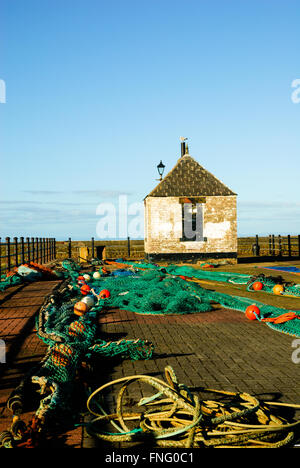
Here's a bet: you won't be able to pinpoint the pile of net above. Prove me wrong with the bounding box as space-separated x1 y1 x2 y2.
86 365 300 448
65 261 300 338
110 260 252 284
0 262 60 291
87 269 212 315
246 273 300 297
112 260 300 297
0 273 154 448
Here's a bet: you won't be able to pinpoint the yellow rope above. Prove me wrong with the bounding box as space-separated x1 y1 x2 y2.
86 366 300 448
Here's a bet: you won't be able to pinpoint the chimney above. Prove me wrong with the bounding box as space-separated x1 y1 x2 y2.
180 137 188 157
181 141 186 157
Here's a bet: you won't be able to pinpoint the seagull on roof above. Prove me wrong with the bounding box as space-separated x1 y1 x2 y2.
180 136 188 141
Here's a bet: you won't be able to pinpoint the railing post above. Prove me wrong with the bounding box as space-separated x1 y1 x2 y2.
127 236 131 257
269 235 272 256
31 237 35 262
6 237 11 273
46 238 49 263
288 235 291 257
39 238 42 263
20 237 25 264
255 235 260 256
35 238 39 262
54 238 56 260
42 238 46 263
91 237 95 258
26 237 30 263
68 238 72 258
13 237 18 267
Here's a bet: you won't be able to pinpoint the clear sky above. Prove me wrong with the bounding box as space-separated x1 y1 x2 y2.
1 0 299 240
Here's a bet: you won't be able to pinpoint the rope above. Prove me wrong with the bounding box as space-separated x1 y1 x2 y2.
86 366 300 448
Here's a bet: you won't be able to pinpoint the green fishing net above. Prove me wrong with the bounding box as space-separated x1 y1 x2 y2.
0 274 23 291
81 269 212 315
77 261 300 338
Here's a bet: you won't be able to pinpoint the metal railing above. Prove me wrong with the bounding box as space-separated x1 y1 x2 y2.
0 237 56 276
238 234 300 258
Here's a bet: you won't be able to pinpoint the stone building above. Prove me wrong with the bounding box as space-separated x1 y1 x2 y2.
144 141 237 263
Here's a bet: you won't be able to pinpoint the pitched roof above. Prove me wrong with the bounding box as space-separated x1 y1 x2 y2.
145 154 236 198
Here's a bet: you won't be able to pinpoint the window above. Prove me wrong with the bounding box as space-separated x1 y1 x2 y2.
179 197 207 242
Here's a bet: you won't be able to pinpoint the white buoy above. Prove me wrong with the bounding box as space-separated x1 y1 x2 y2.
93 271 101 280
82 295 95 309
83 274 91 282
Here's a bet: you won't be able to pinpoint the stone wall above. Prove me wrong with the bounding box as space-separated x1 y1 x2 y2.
144 195 237 263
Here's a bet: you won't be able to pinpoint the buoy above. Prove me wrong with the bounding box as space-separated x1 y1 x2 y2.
99 289 110 299
83 274 91 282
82 295 95 309
77 275 85 286
252 281 263 291
74 301 89 316
245 305 260 320
101 267 108 276
81 284 91 296
93 271 101 280
273 284 284 295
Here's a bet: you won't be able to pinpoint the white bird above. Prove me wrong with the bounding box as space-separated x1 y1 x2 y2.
180 136 187 141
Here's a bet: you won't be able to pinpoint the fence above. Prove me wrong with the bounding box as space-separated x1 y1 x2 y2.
1 234 299 275
238 234 300 259
0 237 56 276
63 235 300 262
56 237 144 262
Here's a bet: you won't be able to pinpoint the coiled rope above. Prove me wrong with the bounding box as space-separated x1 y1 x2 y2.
86 366 300 448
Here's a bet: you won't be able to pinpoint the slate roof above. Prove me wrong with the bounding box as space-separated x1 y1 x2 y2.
145 154 236 198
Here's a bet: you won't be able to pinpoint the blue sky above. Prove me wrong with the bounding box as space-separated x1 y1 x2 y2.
1 0 299 240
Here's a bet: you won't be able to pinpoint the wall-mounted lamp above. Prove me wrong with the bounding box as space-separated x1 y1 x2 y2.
156 160 165 181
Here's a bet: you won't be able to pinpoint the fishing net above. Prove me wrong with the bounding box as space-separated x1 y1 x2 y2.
0 274 23 291
0 262 61 291
78 261 300 338
111 260 251 284
88 270 212 315
37 290 154 367
246 274 300 297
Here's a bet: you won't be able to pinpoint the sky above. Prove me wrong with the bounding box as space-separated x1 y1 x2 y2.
0 0 299 240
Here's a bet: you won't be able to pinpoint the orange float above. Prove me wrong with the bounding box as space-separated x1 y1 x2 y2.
77 275 85 286
80 284 91 295
74 301 89 316
252 281 263 291
273 284 284 295
245 305 260 320
99 289 110 299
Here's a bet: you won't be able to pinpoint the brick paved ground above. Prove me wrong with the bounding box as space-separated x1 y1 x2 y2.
98 307 300 399
1 267 300 449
